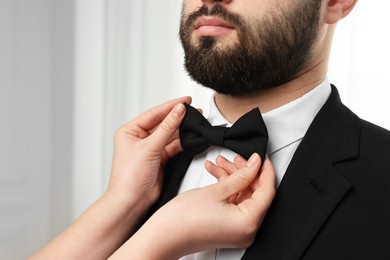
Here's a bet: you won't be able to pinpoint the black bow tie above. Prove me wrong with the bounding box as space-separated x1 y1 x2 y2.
179 103 268 161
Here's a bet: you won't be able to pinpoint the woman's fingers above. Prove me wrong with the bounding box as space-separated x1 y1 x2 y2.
125 96 191 136
214 153 261 199
233 155 247 168
246 156 276 216
205 160 228 180
216 156 238 175
147 103 187 150
258 156 276 189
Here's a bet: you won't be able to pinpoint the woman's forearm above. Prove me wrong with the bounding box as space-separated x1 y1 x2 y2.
29 192 150 260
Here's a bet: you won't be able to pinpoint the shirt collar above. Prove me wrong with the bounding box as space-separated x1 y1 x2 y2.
207 77 332 155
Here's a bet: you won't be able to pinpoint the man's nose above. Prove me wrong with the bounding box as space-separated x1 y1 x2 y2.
201 0 233 6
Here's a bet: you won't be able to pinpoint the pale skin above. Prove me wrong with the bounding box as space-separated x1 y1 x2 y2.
183 0 358 122
29 96 192 260
110 154 275 260
29 97 276 260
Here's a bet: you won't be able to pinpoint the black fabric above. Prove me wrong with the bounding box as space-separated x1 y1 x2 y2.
180 103 268 161
145 153 193 221
146 86 390 259
242 86 390 259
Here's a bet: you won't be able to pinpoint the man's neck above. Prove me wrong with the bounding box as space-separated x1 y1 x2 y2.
214 71 327 123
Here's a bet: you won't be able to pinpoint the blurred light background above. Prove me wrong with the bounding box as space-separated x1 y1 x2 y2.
1 0 389 259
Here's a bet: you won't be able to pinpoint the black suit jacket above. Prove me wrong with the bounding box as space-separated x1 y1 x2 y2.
148 86 390 259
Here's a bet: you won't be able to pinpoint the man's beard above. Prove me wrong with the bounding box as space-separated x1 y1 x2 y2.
179 1 322 96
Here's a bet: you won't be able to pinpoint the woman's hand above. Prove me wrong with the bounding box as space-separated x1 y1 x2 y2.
112 153 276 260
205 154 269 205
183 154 276 250
106 96 191 209
29 97 191 260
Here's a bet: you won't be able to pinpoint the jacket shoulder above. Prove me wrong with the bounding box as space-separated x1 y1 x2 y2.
360 119 390 151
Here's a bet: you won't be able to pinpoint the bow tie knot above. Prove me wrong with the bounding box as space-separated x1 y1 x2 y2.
203 125 227 147
179 103 268 161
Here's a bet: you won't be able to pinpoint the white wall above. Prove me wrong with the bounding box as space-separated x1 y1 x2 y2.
329 0 390 129
72 0 106 221
0 0 74 258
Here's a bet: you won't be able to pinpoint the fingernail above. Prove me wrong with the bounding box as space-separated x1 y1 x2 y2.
173 103 185 119
246 153 259 167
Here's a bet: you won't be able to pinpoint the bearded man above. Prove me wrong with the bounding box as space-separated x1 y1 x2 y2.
146 0 390 259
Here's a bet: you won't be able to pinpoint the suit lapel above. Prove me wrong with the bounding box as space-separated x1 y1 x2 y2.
243 86 361 259
149 153 193 213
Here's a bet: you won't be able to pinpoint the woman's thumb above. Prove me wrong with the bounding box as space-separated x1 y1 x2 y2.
216 153 261 198
149 103 186 149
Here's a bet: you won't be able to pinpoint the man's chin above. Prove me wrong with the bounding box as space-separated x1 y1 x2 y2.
191 34 239 50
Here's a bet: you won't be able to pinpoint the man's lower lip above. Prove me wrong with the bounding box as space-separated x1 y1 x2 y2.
195 25 234 36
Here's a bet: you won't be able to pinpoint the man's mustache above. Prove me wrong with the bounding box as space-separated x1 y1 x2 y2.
184 4 244 30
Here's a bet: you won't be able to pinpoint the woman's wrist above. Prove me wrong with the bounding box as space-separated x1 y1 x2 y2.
109 204 193 260
102 189 153 230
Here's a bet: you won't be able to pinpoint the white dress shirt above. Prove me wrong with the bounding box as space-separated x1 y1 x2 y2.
178 78 332 260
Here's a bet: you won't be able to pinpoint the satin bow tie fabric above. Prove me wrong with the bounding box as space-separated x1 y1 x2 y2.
179 103 268 161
